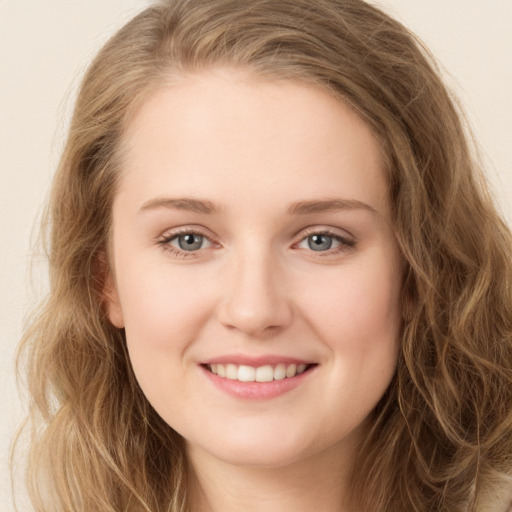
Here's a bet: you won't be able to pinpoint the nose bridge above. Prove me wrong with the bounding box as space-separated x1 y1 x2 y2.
217 239 292 336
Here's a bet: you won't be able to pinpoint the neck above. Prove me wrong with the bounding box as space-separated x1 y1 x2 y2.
186 439 360 512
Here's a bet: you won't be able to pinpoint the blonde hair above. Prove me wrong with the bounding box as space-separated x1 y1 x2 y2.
16 0 512 510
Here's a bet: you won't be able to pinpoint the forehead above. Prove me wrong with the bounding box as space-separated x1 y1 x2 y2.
118 68 390 217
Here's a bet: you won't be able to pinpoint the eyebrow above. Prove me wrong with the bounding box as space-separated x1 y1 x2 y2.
138 196 378 216
139 197 219 214
287 199 378 216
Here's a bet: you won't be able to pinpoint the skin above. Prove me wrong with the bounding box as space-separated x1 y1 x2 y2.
105 68 403 511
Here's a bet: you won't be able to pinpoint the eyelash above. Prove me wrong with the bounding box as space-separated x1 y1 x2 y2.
157 227 356 258
296 227 356 257
157 227 213 259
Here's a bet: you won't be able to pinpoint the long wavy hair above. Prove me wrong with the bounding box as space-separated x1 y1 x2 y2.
15 0 512 510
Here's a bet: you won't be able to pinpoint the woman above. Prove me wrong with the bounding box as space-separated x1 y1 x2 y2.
17 0 512 510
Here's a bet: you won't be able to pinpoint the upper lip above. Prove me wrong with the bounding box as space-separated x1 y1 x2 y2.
201 354 315 366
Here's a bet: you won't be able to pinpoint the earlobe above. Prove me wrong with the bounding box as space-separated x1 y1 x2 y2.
104 271 125 328
97 252 125 328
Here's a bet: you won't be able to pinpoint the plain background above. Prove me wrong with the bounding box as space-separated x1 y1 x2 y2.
1 1 511 508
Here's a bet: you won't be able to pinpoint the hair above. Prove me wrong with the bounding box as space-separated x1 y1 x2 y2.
15 0 512 511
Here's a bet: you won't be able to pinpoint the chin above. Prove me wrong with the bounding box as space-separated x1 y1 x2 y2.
211 447 307 469
186 425 328 470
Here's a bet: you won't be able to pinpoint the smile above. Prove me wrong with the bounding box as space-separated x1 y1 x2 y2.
207 363 311 382
201 357 317 399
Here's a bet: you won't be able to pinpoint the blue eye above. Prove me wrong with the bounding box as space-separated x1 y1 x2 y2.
307 234 335 251
296 231 354 254
172 233 209 251
158 228 215 257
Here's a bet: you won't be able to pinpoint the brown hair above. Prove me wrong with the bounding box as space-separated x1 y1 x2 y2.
16 0 512 510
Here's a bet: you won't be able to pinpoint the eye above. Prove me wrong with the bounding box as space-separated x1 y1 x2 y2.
157 229 215 256
170 233 211 252
295 230 355 254
304 233 337 251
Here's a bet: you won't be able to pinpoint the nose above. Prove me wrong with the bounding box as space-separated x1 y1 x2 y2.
216 247 293 338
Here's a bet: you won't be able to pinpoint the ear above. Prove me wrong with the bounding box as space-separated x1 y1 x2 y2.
104 271 125 328
97 252 125 328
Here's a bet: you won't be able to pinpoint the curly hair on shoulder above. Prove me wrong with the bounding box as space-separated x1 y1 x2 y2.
15 1 512 511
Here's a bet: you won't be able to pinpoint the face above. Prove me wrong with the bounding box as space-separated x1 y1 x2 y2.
106 68 403 470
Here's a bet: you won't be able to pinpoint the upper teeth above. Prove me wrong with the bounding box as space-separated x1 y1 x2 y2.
209 363 308 382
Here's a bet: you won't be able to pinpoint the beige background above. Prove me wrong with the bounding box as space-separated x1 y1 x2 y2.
1 1 511 508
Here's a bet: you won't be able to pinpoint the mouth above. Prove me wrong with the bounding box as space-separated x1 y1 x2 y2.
202 362 317 383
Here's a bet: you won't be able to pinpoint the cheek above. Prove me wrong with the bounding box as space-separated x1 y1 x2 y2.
303 258 401 338
118 261 213 346
115 261 220 405
298 251 402 387
117 263 220 415
299 256 401 427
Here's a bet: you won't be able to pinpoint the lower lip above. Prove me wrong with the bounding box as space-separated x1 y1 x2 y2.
201 366 315 399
